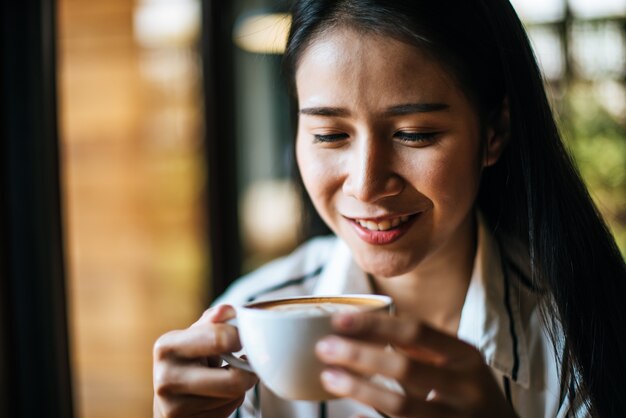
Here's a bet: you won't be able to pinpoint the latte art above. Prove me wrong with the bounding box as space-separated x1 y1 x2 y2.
267 302 363 316
228 294 392 400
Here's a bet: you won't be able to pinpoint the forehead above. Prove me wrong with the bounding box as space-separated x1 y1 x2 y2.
295 28 462 108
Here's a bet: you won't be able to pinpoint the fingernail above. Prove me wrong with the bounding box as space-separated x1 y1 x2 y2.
320 369 350 394
210 305 234 322
316 337 341 357
333 313 356 330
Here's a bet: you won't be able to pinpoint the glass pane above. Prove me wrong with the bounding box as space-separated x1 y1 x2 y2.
510 0 565 23
527 26 565 80
571 21 626 79
569 0 626 18
57 0 208 416
233 1 302 273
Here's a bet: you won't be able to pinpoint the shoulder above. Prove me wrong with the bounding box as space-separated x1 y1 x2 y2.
213 235 339 306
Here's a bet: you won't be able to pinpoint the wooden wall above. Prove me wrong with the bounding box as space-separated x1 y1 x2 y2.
57 1 208 416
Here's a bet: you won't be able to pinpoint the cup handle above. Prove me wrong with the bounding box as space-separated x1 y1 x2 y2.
220 353 255 373
219 317 255 373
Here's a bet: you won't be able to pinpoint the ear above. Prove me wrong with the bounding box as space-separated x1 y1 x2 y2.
483 97 510 167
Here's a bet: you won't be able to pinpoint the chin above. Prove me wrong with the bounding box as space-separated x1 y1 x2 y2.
354 250 421 279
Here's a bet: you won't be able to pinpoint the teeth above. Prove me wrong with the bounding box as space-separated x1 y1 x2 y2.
366 221 379 231
356 215 412 231
378 220 391 230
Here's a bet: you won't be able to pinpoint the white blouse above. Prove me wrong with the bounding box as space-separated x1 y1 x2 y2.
215 217 590 418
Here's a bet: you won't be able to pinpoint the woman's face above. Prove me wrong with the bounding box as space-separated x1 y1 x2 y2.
295 29 503 278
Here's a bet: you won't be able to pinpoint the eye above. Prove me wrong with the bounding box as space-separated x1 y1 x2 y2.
313 133 349 143
394 131 439 144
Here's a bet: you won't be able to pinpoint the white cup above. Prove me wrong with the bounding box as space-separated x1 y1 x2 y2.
223 294 393 400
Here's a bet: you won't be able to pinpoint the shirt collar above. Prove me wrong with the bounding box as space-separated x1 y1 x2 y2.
313 214 530 388
457 215 530 387
313 239 373 295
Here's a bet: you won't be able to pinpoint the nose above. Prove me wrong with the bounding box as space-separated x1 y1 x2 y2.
342 135 404 203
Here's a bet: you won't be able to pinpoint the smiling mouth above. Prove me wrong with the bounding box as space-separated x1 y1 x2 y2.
352 215 413 231
346 213 419 245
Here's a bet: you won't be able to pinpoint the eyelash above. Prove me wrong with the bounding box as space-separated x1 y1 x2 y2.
313 133 349 143
312 131 438 144
394 131 439 143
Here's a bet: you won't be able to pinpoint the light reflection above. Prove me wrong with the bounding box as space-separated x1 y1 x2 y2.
569 0 626 18
241 180 302 269
571 22 626 79
134 0 200 48
510 0 565 23
233 12 291 54
527 26 565 80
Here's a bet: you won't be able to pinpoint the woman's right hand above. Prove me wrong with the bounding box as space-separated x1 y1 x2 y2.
153 304 258 418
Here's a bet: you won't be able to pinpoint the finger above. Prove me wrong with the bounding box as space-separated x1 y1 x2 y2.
316 336 466 398
155 362 258 398
156 393 243 418
154 324 241 360
192 304 237 328
332 313 477 365
156 394 234 416
320 368 460 418
209 397 248 417
180 366 258 398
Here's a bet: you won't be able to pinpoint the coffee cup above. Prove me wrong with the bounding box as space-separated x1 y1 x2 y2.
222 294 393 400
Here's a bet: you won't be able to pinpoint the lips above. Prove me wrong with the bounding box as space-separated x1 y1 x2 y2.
346 213 419 245
354 215 411 231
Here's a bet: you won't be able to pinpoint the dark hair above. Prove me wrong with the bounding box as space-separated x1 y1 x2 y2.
283 1 626 416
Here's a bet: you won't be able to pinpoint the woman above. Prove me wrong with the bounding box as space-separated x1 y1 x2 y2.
152 1 626 417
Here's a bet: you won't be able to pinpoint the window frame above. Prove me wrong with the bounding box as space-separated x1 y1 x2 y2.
1 1 74 417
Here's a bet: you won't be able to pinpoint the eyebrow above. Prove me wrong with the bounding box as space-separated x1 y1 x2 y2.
299 102 450 117
384 103 449 115
299 107 350 117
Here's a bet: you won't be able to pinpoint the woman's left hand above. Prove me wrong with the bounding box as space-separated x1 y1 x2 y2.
315 312 518 418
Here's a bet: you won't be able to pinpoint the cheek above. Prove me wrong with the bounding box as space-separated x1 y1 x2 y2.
296 139 338 205
441 156 482 210
296 139 317 193
404 146 482 210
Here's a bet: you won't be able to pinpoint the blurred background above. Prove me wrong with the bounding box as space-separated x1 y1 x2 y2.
2 0 625 417
55 0 626 416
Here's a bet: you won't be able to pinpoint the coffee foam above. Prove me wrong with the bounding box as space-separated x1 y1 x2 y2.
267 302 362 316
249 296 387 317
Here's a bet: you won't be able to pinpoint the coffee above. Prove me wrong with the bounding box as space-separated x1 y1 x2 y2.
252 296 386 317
225 294 393 401
266 302 362 316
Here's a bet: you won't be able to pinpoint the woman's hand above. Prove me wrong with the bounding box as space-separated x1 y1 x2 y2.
315 312 517 418
153 305 258 418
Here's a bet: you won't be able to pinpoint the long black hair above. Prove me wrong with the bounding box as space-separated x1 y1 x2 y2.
282 1 626 416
